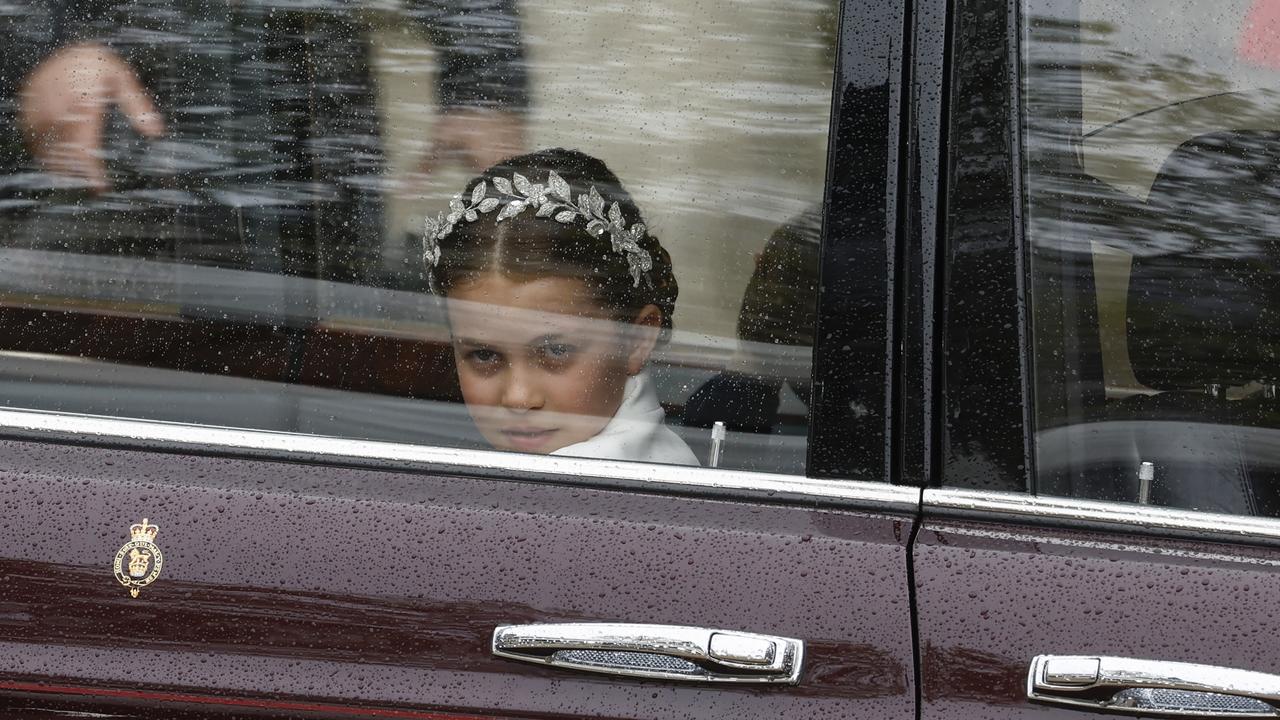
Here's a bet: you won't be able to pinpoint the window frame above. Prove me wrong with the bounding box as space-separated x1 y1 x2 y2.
938 0 1035 495
0 406 918 510
808 0 910 482
0 0 914 505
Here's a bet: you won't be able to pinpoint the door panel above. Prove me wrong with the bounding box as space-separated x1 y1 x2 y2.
915 510 1280 719
0 438 915 718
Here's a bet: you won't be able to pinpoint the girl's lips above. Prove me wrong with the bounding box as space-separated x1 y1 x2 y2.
501 427 557 451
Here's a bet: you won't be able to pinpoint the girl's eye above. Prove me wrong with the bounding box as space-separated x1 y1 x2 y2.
466 348 501 365
544 343 574 358
535 343 576 369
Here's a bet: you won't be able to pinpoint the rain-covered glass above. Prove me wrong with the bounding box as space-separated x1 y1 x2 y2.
1024 0 1280 515
0 0 837 472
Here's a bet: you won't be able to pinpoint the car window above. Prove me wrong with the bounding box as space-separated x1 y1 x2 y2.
1022 0 1280 514
0 0 843 475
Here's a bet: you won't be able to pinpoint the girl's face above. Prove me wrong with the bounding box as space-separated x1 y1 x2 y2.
445 272 660 454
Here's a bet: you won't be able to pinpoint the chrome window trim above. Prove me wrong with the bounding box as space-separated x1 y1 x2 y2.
926 487 1280 543
0 407 919 513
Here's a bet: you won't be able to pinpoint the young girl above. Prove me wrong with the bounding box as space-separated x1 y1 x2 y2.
423 148 698 466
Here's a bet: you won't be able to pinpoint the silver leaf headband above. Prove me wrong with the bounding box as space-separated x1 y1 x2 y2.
423 169 654 288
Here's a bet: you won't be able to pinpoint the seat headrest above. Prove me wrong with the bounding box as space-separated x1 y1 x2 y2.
1127 130 1280 390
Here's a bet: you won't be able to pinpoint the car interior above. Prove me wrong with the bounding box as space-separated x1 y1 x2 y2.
1029 0 1280 515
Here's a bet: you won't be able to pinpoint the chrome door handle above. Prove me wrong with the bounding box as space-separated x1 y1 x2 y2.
1028 655 1280 717
492 623 803 684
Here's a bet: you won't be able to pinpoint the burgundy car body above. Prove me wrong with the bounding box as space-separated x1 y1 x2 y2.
3 0 1280 717
0 435 917 718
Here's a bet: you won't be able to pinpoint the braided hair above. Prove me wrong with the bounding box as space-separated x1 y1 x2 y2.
430 148 679 337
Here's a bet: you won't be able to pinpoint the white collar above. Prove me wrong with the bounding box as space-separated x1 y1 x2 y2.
550 371 699 466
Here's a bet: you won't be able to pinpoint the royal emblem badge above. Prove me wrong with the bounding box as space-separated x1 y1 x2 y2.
113 519 163 598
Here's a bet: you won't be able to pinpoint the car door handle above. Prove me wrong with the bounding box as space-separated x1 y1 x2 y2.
492 623 804 684
1028 655 1280 716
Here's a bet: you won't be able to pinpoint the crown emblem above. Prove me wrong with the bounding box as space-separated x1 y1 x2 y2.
115 518 164 598
129 519 159 543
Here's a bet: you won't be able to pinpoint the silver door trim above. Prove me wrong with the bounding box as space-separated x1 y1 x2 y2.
926 487 1280 542
0 407 919 512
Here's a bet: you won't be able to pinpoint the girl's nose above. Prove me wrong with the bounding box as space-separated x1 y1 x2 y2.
500 368 544 412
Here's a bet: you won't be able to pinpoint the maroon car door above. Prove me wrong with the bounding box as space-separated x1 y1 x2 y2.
0 428 917 719
0 0 919 718
916 0 1280 716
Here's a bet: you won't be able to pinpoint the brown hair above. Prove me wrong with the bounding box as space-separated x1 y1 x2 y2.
429 148 679 334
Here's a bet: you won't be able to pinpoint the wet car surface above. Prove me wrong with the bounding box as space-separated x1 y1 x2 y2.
1 0 1280 717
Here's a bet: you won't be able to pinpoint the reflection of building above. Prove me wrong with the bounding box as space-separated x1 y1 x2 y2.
383 0 837 340
1028 1 1280 397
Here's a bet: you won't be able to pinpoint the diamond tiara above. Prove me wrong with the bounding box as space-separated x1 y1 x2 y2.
423 169 654 288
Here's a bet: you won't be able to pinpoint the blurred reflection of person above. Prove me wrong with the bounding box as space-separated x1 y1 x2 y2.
682 202 881 478
682 208 820 435
0 0 528 286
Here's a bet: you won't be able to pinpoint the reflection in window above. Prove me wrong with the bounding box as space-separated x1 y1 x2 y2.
0 0 837 473
1024 0 1280 515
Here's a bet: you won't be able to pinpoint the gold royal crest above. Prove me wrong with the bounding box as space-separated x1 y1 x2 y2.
113 519 163 598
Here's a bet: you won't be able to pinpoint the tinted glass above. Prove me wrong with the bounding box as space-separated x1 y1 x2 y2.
0 0 839 473
1023 0 1280 514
